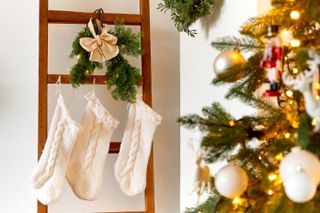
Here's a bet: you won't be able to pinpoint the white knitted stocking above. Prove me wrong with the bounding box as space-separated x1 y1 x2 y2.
66 92 119 200
31 95 81 205
114 100 162 196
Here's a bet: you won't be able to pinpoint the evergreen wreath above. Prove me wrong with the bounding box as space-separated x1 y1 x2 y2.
158 0 216 37
69 9 143 103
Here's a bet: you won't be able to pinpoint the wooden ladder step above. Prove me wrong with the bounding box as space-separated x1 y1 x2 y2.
109 142 121 154
99 211 145 213
99 212 146 213
48 10 142 25
47 74 107 84
47 74 143 85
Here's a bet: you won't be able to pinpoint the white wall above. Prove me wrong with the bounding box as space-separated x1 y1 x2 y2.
0 0 38 212
180 0 258 210
0 0 179 212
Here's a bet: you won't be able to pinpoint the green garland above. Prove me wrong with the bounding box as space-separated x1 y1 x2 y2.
69 19 142 103
158 0 216 37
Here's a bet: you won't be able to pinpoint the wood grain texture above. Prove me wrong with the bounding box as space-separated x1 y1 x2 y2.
97 211 145 213
108 142 121 154
47 74 107 84
38 0 49 212
48 10 142 25
140 0 155 213
47 74 143 85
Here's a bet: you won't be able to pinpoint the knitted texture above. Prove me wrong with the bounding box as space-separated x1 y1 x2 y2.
114 100 162 196
31 95 81 205
66 91 119 200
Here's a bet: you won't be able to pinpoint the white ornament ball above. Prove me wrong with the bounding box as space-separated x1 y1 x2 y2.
284 172 317 203
213 50 245 76
280 147 320 185
215 164 248 198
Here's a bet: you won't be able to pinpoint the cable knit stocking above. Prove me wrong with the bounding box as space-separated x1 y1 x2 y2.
31 95 81 205
114 100 162 196
66 92 119 200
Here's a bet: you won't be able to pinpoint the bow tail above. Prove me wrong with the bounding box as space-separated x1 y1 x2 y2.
90 48 106 63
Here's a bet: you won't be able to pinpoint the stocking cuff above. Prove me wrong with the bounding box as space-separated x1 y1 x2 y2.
85 92 119 129
138 100 162 126
57 95 82 134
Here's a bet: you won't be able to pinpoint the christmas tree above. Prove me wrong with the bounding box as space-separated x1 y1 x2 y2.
178 0 320 212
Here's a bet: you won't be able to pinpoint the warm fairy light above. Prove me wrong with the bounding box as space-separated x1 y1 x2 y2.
292 121 299 128
229 120 235 127
267 189 274 195
316 83 320 90
293 68 299 74
268 173 278 181
286 90 294 97
316 96 320 100
289 100 294 104
275 153 284 160
258 155 262 160
280 29 293 46
232 197 242 205
290 10 300 19
77 54 81 60
285 133 291 139
290 39 301 47
312 119 317 126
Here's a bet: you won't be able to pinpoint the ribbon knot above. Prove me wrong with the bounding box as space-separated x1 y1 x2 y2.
80 18 119 63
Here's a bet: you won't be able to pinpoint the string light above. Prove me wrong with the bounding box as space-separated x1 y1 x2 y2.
292 68 299 74
229 120 235 127
286 90 294 97
275 153 284 161
285 133 291 139
290 39 301 47
280 29 293 46
268 173 278 181
267 189 274 195
312 119 317 126
290 11 300 19
316 96 320 100
76 54 81 60
232 197 242 205
292 121 299 128
258 155 262 160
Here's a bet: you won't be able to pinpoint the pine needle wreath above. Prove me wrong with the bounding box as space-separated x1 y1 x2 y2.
158 0 216 37
69 16 142 103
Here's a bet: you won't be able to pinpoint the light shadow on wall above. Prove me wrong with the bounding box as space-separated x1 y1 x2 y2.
200 0 225 39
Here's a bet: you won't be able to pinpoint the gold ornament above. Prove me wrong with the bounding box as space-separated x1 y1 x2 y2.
213 50 245 76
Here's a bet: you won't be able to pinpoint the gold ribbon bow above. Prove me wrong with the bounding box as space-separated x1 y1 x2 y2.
80 18 119 63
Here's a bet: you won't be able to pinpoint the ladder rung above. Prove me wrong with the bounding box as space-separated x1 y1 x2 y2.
47 74 143 85
47 74 106 84
98 212 145 213
109 142 121 154
48 10 142 25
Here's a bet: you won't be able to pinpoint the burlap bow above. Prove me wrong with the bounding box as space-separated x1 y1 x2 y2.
80 18 119 63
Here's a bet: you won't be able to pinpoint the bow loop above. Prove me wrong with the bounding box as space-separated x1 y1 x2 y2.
79 18 119 63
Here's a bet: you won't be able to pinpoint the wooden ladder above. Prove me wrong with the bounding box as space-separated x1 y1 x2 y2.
38 0 154 212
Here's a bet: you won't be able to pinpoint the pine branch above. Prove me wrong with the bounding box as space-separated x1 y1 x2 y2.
211 36 263 52
111 20 143 56
69 20 142 102
105 55 141 103
158 0 215 37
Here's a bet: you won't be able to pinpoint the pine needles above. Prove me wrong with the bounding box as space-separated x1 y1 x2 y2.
69 21 142 103
158 0 215 37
